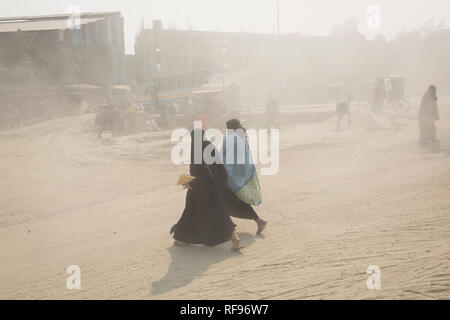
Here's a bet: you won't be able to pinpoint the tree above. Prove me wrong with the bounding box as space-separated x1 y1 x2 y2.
330 19 365 41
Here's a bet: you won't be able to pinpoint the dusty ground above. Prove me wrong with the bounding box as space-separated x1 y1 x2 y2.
0 100 449 299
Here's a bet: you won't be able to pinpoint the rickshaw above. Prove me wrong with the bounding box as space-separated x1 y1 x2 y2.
96 85 147 135
385 75 409 109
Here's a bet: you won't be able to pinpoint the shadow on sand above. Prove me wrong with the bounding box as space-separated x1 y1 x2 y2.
151 232 256 296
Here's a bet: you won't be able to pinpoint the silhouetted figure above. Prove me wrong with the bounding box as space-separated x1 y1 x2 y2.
336 96 352 129
97 104 119 138
418 85 440 143
158 102 169 129
372 78 386 113
265 94 279 128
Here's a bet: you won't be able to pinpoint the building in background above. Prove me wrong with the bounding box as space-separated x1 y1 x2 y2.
135 20 450 107
0 12 126 125
0 11 125 86
134 20 372 105
134 20 277 100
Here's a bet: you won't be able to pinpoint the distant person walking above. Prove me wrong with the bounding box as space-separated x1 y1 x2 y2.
265 94 279 128
158 102 169 129
336 96 352 129
372 78 386 113
418 85 440 143
97 104 119 138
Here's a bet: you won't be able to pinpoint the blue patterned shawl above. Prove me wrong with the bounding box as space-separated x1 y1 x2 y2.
221 131 262 205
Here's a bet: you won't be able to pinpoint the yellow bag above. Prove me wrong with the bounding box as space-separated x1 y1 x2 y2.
177 174 196 186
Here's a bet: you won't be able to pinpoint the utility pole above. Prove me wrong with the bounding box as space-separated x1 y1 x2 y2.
277 0 280 38
276 0 281 99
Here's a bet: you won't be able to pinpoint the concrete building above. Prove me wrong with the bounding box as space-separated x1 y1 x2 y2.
0 12 125 86
135 20 278 98
136 20 450 106
0 12 127 125
134 20 364 105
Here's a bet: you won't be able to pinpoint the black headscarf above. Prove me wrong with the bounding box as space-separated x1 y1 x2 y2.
189 128 228 200
226 118 244 131
425 85 438 101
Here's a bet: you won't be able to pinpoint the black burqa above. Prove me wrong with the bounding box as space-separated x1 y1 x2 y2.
170 129 236 246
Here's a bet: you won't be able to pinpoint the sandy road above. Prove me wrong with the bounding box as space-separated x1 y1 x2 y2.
0 102 449 299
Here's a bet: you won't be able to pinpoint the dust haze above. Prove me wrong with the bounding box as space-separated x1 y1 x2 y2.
0 1 449 300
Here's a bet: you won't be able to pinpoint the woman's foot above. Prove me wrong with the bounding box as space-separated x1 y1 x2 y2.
231 231 242 251
256 219 267 234
231 238 241 251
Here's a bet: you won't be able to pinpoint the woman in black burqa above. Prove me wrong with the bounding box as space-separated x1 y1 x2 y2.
419 85 440 143
170 129 241 250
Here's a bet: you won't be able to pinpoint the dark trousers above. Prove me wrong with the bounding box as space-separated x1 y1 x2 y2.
224 186 259 221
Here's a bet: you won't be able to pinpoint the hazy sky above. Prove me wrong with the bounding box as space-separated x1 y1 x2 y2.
1 0 449 54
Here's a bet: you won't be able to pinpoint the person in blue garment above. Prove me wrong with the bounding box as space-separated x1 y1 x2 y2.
221 119 267 235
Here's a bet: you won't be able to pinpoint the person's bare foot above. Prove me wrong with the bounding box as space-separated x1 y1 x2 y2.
256 219 267 234
231 238 241 251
